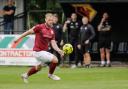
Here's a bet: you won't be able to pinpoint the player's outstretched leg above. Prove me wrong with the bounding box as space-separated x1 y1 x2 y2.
21 64 42 83
48 56 60 80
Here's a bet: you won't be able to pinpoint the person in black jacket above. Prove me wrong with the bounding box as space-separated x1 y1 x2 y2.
63 13 81 68
0 0 16 34
77 16 95 68
98 12 111 67
50 13 63 65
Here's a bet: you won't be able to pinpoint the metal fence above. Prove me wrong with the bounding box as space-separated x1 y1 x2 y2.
0 12 26 34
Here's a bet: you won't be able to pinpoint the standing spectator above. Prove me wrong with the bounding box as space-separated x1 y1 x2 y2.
0 0 16 34
77 16 95 68
98 12 111 67
63 13 81 68
14 13 64 83
51 13 63 65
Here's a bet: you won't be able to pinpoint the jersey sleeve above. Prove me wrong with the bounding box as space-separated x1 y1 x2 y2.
3 6 7 10
51 29 55 40
88 25 95 40
11 6 16 11
33 25 41 33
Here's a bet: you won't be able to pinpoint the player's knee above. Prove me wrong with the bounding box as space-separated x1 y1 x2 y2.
101 50 105 54
51 56 58 63
85 52 89 56
105 49 110 53
36 65 42 71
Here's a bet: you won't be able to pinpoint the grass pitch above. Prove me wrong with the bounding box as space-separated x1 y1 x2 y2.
0 66 128 89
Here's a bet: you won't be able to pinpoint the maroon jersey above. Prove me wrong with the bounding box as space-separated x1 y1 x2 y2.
33 23 55 51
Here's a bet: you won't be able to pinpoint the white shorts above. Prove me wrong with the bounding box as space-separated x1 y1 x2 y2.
33 51 54 65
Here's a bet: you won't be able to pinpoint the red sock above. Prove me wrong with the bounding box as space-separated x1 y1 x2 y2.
49 62 57 74
27 66 39 76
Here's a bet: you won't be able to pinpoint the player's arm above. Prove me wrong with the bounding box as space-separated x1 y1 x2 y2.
77 28 82 49
85 25 95 44
63 19 70 32
0 10 4 15
98 18 105 31
63 22 68 32
3 10 14 15
61 20 70 44
88 25 95 40
60 24 64 46
14 26 35 43
98 22 103 31
51 40 64 57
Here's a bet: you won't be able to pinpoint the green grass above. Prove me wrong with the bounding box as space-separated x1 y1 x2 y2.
0 66 128 89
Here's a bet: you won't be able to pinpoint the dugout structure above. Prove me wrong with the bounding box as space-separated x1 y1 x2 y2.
59 0 128 61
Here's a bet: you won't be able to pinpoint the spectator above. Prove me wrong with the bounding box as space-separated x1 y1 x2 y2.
77 16 95 68
50 13 63 65
63 13 81 68
98 12 111 67
0 0 16 34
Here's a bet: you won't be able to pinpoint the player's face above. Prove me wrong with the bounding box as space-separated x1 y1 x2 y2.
103 13 109 19
53 16 58 24
45 15 54 27
71 13 77 20
82 17 89 25
8 0 13 6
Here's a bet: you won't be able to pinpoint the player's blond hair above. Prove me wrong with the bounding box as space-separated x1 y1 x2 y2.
45 13 53 19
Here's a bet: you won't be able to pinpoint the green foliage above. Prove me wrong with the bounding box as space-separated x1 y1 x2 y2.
26 0 63 28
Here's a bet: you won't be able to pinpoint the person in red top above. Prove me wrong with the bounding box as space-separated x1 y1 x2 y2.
14 13 64 83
